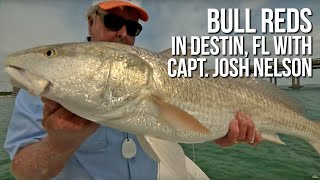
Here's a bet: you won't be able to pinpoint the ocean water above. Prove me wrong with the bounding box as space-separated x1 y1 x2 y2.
0 96 15 180
0 85 319 180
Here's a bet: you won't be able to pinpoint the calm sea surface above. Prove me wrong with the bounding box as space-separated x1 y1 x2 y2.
0 85 319 180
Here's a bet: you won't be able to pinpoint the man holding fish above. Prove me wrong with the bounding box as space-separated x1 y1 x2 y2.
4 0 262 179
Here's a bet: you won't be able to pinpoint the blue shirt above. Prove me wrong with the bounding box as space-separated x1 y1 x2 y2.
4 89 158 180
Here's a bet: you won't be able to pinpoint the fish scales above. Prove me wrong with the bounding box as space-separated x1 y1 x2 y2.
3 41 320 152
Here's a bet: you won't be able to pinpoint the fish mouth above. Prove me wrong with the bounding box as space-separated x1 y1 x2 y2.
5 66 50 96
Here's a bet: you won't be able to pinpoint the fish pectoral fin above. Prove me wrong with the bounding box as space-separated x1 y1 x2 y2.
137 135 194 180
185 156 210 180
262 132 286 145
137 135 160 162
148 96 211 135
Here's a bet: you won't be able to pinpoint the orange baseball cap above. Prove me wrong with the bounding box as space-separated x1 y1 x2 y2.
92 0 149 22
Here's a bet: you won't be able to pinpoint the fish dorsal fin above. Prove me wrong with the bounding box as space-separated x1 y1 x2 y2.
158 48 173 59
206 68 215 75
159 43 200 59
221 75 305 114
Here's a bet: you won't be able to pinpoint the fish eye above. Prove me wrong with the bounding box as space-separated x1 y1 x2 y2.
44 49 56 57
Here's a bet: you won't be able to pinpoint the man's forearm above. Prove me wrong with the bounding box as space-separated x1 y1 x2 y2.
11 136 83 180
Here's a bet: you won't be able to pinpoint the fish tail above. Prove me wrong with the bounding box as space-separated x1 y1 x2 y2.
308 121 320 154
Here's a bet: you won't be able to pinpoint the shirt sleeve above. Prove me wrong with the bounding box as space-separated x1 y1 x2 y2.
3 89 47 160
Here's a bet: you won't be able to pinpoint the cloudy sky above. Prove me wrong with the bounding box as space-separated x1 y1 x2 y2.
0 0 319 91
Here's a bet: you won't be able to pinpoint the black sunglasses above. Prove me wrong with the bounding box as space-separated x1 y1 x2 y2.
96 11 143 36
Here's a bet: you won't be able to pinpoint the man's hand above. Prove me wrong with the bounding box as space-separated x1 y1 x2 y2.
214 111 263 147
41 97 100 147
11 98 101 179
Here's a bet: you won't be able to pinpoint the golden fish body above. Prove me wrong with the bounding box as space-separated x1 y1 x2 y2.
4 42 320 153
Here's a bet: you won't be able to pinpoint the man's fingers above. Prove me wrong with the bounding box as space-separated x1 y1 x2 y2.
246 121 255 143
43 107 74 130
236 112 249 141
42 100 61 128
71 115 96 130
73 115 100 133
42 97 60 119
41 97 59 109
226 118 239 142
43 104 59 119
214 136 234 147
213 119 239 147
249 129 256 144
236 111 257 143
214 112 262 147
251 130 263 146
